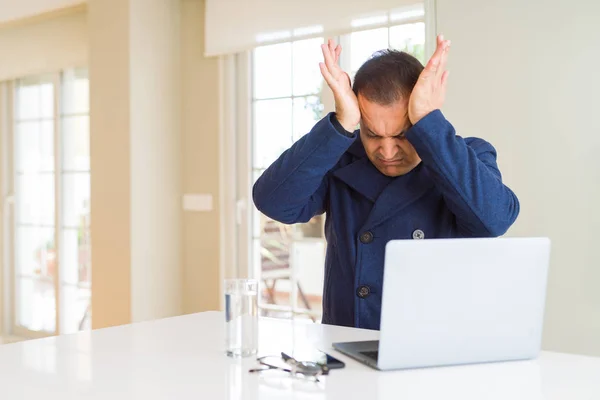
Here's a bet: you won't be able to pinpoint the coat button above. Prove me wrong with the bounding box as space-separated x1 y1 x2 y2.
356 285 371 299
359 231 374 244
412 229 425 240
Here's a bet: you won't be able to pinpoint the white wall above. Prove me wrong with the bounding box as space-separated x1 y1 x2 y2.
129 0 183 323
180 0 222 315
89 0 185 327
0 84 7 336
437 0 600 356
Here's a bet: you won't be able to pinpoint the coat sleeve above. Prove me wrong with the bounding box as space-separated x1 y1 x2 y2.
405 110 520 237
252 113 357 224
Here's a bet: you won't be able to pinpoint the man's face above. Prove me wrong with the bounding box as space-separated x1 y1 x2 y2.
357 94 421 177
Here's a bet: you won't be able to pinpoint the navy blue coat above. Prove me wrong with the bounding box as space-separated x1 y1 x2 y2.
253 110 520 330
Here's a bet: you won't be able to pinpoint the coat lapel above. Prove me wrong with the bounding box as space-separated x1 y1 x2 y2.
332 140 392 203
363 162 434 230
333 139 435 229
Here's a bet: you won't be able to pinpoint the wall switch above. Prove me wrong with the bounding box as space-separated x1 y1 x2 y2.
183 194 213 212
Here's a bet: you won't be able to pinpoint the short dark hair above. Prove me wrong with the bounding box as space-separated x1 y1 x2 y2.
352 49 423 105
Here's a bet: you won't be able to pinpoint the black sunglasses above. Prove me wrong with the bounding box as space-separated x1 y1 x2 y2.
249 352 330 381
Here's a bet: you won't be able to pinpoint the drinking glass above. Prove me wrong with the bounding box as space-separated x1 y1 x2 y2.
224 279 258 357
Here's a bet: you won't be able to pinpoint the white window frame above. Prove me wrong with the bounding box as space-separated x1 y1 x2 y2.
1 70 91 339
1 82 12 338
221 0 436 318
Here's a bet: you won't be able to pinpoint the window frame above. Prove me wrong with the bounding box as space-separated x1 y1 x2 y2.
222 0 436 321
245 17 429 321
2 69 91 339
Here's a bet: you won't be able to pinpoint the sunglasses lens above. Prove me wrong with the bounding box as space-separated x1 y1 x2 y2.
259 357 288 370
295 362 322 375
252 356 327 379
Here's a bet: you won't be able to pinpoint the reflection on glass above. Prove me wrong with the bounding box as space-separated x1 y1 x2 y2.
253 98 293 169
17 278 56 332
254 43 292 99
350 27 389 72
293 96 323 142
21 337 57 374
292 38 325 96
390 23 426 64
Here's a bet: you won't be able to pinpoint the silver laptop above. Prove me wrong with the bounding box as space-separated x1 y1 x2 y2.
333 237 551 370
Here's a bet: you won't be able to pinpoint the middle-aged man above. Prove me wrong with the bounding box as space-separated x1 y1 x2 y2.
252 35 520 330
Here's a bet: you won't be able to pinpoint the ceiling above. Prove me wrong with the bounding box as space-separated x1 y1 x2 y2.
0 0 84 25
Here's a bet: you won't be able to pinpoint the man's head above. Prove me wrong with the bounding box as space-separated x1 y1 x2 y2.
353 50 424 177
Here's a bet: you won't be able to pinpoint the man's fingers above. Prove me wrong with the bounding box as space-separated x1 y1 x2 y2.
321 44 338 76
424 40 443 73
334 44 342 64
420 53 440 80
441 70 450 87
437 41 450 78
422 36 450 80
342 71 351 88
319 62 337 89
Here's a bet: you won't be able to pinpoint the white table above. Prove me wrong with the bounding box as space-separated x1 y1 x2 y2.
1 311 599 399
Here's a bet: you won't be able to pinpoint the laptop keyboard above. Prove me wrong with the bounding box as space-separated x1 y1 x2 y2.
360 350 379 361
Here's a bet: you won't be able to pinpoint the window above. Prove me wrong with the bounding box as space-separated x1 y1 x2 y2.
250 19 427 322
5 69 91 338
251 38 326 321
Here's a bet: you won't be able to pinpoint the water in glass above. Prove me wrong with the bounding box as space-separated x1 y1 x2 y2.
225 279 258 357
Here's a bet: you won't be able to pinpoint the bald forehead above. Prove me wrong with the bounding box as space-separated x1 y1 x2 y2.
358 96 411 137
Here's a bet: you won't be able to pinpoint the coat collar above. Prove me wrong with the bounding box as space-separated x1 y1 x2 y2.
333 139 434 229
363 163 434 229
332 157 391 203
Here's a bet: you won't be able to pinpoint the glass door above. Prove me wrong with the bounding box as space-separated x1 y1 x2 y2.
8 69 91 338
13 75 57 336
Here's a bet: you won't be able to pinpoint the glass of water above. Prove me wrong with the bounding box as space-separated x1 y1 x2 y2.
225 279 258 358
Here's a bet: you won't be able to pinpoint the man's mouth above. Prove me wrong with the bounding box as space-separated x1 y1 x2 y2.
379 158 403 166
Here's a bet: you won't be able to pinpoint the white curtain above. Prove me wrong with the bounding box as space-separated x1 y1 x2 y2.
205 0 425 56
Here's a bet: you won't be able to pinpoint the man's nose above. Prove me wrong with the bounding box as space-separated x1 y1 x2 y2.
380 140 399 160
